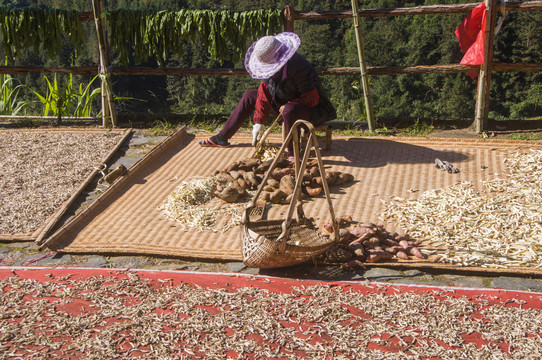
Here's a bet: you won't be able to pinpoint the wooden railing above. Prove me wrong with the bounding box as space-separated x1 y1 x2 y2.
0 1 541 131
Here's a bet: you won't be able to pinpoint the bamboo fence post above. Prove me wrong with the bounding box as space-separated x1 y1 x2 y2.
283 5 295 32
475 0 499 133
92 0 117 128
98 0 110 126
351 0 375 130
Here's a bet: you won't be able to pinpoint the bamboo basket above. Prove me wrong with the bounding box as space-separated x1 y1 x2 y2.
241 120 339 268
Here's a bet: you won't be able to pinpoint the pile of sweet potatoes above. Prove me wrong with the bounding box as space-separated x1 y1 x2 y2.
319 217 426 269
212 157 354 204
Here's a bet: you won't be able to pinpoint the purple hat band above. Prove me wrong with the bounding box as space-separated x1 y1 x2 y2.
245 32 301 79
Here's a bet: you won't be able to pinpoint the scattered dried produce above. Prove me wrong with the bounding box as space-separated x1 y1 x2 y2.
382 150 542 268
2 273 540 359
160 176 242 232
221 156 354 203
319 221 425 267
0 131 124 234
161 156 355 231
252 142 282 161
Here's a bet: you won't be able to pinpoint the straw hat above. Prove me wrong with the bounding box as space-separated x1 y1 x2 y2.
244 32 300 79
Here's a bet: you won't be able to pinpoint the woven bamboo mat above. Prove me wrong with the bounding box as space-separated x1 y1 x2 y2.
0 128 131 242
44 128 542 268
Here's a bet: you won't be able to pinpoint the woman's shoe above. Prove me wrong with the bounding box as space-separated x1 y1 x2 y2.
199 133 230 148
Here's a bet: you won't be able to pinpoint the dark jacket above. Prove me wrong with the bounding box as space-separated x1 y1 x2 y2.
264 53 336 124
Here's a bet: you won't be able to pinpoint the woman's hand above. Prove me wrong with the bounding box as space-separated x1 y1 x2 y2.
252 123 264 147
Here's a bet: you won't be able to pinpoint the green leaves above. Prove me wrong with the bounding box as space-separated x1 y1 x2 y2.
0 7 85 60
0 73 26 115
31 74 102 117
108 9 283 66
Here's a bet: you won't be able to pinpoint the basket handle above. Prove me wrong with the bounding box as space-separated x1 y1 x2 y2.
242 120 339 245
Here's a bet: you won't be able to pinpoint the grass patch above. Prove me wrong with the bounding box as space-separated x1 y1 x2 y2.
510 133 542 141
396 120 435 137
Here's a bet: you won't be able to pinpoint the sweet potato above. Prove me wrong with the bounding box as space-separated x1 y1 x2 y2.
260 191 271 201
236 178 248 190
383 246 398 255
230 179 245 192
335 173 354 185
366 250 393 263
306 159 319 168
380 238 399 247
237 158 260 171
406 246 426 259
302 170 313 183
243 171 259 189
216 171 234 183
336 215 353 228
408 240 421 247
255 160 272 174
349 231 373 246
266 178 280 188
262 185 275 192
229 170 241 180
399 240 410 249
363 237 381 248
304 186 322 197
279 175 295 196
276 158 291 168
225 161 240 172
270 168 292 181
341 259 365 270
350 243 365 258
349 225 374 238
339 228 352 243
396 250 409 260
324 246 353 263
325 171 340 186
309 167 321 178
322 219 334 234
269 189 287 204
214 187 239 203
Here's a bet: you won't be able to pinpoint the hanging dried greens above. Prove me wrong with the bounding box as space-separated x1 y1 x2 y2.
108 9 283 66
0 7 85 59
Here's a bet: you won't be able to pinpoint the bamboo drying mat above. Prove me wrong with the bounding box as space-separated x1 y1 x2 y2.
43 128 542 272
0 128 131 242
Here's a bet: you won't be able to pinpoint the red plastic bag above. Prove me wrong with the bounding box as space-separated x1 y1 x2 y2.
455 3 486 78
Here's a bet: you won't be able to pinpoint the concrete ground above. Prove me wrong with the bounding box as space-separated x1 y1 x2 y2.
2 128 542 293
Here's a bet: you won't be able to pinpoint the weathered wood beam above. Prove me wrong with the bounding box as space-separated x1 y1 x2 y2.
74 1 542 24
0 66 98 75
292 1 542 19
0 63 540 77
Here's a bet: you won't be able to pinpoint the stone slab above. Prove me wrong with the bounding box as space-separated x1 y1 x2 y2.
492 277 542 292
74 255 109 268
363 268 403 281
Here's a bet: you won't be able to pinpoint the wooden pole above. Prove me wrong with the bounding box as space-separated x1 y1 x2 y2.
351 0 375 130
283 5 295 32
92 0 117 128
474 0 498 133
98 0 110 126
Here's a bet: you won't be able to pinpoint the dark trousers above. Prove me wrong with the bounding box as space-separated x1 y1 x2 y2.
219 89 314 146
